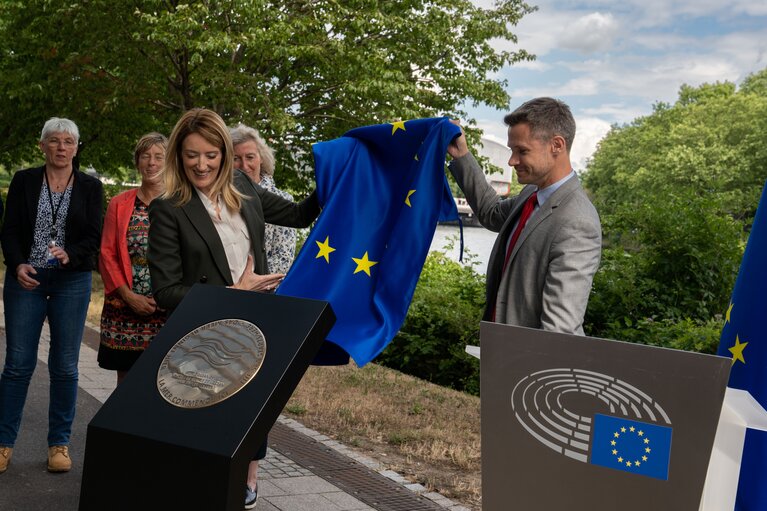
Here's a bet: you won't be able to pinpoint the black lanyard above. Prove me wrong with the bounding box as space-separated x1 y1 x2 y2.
44 169 74 240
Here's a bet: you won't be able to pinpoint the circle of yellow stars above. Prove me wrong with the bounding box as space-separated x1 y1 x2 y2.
610 425 652 469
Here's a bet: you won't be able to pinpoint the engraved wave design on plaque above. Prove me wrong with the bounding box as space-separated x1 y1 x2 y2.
157 319 267 409
172 335 251 369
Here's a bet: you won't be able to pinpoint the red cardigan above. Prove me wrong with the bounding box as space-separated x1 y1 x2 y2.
99 188 140 296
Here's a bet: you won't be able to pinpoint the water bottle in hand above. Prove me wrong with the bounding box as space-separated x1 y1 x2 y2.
47 240 58 266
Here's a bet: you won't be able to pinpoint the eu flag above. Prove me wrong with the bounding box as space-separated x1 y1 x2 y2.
717 181 767 511
589 414 673 480
277 118 461 367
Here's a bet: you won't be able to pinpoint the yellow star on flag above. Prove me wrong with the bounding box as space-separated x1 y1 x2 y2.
315 236 336 263
729 334 748 365
391 120 406 135
405 189 416 207
725 302 733 324
352 251 378 276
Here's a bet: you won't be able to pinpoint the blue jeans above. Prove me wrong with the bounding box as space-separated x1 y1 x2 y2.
0 269 92 447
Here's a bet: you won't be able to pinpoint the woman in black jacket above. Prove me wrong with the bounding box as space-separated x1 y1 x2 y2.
0 117 103 474
148 108 319 508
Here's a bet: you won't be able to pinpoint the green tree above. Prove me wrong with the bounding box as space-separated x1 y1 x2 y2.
0 0 534 191
582 68 767 343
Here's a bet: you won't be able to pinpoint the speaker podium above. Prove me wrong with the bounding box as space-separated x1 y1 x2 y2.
79 284 335 510
476 322 732 511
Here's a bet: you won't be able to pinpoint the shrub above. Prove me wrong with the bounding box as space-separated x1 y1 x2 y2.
378 250 486 395
590 315 723 355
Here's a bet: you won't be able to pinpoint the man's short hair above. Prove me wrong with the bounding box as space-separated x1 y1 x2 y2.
504 97 576 151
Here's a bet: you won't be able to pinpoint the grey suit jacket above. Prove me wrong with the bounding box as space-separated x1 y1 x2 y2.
449 153 602 334
148 171 319 311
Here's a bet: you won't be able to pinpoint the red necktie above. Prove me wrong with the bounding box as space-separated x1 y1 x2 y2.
501 191 538 274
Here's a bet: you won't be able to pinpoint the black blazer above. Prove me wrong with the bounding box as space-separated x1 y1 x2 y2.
148 170 319 311
0 165 104 273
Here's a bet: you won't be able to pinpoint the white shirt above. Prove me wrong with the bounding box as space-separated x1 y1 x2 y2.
195 188 252 283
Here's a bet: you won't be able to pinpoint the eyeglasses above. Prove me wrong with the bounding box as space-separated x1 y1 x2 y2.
46 137 77 148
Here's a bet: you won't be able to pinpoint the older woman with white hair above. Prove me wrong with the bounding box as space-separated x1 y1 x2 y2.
0 117 104 474
230 123 298 275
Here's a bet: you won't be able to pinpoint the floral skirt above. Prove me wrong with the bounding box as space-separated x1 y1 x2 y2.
97 293 168 371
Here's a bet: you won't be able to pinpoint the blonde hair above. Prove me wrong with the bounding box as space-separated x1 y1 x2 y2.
164 108 243 211
229 123 276 177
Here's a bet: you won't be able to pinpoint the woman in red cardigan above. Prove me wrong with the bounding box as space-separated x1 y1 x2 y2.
97 133 169 385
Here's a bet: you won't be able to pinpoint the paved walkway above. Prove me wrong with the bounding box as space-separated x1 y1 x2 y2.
0 289 470 511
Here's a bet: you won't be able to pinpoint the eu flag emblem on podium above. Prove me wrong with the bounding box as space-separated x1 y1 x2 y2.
277 117 461 367
590 414 673 480
717 180 767 511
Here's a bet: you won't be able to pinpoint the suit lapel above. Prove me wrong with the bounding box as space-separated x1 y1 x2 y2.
181 193 232 284
26 167 45 223
68 171 85 220
484 186 538 319
499 187 537 241
509 176 582 261
234 174 267 274
239 197 262 270
116 191 136 236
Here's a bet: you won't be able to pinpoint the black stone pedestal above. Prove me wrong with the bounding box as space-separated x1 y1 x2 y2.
79 284 335 510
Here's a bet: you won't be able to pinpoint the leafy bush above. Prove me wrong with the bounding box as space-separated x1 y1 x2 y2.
585 191 742 337
378 249 485 395
590 315 723 355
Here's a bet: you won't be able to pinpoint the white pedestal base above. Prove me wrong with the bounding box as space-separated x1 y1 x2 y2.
698 388 767 511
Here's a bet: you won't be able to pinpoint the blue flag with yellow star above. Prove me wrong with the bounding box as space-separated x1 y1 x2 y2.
717 180 767 511
590 414 672 480
277 117 461 367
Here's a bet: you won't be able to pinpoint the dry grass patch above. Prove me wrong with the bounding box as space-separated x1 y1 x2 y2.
284 362 482 510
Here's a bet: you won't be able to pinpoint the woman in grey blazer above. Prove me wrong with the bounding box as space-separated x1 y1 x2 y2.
147 108 319 509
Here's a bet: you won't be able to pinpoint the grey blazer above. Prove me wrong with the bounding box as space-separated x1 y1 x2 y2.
449 153 602 334
148 170 319 311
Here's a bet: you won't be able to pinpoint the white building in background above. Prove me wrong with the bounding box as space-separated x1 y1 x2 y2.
479 137 512 195
453 137 512 225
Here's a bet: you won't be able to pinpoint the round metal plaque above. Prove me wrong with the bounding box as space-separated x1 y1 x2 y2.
157 319 266 409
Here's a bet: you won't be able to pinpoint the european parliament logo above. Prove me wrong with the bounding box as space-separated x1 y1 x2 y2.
511 368 673 480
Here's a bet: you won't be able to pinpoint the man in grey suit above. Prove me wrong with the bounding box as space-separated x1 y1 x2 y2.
447 97 601 335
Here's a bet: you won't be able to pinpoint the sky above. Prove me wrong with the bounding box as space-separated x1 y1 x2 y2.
466 0 767 171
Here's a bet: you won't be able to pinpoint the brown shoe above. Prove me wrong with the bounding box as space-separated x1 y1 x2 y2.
47 445 72 472
0 446 12 473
